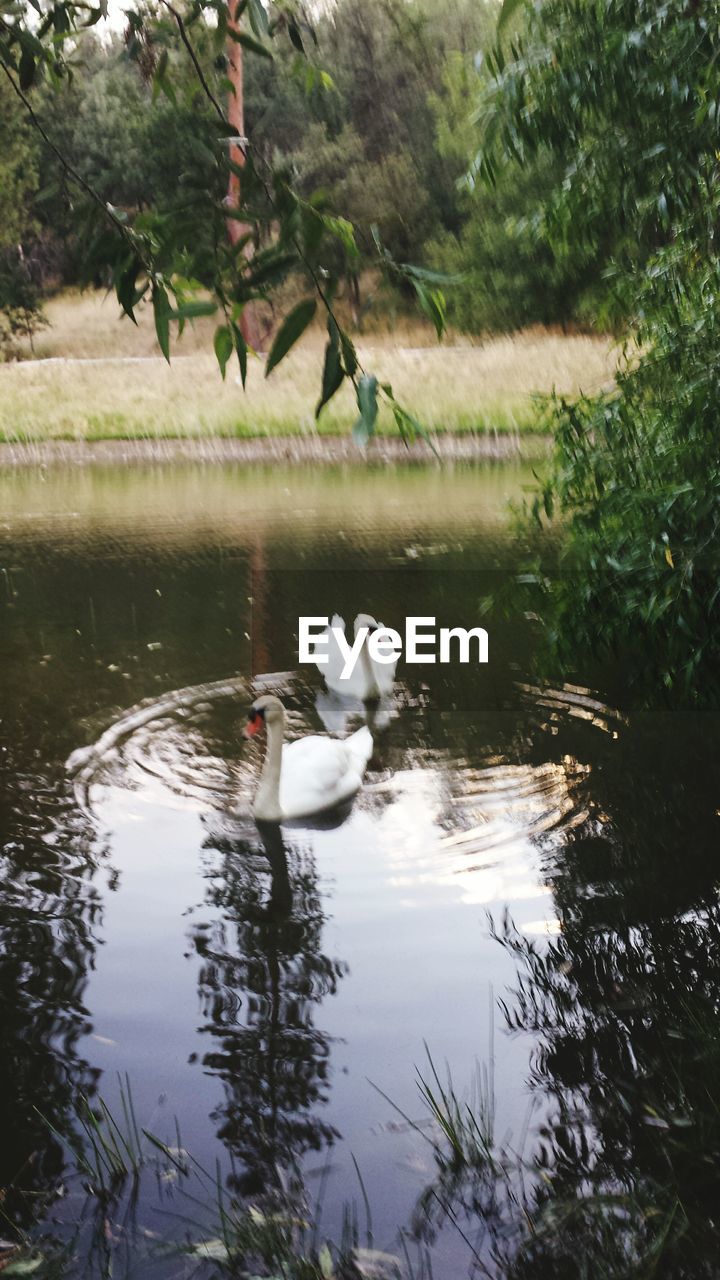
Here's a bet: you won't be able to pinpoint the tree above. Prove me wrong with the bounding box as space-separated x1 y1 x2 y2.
427 52 614 332
480 0 720 703
0 77 43 355
0 0 447 439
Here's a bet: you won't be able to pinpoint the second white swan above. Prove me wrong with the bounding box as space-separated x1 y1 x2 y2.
314 613 398 702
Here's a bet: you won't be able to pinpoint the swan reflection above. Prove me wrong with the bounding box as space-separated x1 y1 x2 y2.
193 819 346 1196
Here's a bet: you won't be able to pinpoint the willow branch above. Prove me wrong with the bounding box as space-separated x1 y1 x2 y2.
158 0 227 121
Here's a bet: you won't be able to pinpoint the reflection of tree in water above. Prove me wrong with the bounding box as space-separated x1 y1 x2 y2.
193 822 346 1197
425 716 720 1277
0 742 103 1231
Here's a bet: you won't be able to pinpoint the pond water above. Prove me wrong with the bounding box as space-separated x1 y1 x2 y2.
1 462 719 1277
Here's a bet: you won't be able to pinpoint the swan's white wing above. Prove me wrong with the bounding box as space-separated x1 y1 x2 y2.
313 615 347 686
367 618 398 695
279 730 371 819
316 614 372 699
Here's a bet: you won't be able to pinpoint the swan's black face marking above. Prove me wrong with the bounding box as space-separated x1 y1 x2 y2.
243 705 266 739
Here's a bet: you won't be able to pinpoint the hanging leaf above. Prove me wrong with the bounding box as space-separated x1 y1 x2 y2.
316 325 344 418
244 249 297 291
168 299 218 320
152 283 171 362
116 256 142 323
322 214 359 259
352 374 378 447
412 282 446 340
228 28 273 58
247 0 269 37
19 47 36 89
287 19 304 52
232 322 248 387
392 404 438 457
214 324 234 379
340 331 357 377
265 299 317 376
318 1243 334 1279
398 263 463 286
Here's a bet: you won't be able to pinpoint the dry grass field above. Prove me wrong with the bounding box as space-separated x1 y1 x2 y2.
0 290 622 443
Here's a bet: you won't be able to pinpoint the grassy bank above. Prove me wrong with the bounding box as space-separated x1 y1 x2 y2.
0 291 620 443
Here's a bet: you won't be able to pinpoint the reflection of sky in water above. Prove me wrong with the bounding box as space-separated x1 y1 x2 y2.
72 674 602 952
0 457 629 1265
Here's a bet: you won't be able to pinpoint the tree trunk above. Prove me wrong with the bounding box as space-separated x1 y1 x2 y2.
226 3 263 350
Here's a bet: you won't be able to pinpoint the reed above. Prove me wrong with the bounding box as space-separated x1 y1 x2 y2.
9 1087 401 1280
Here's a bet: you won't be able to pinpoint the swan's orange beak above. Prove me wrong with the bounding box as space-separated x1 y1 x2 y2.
243 711 264 739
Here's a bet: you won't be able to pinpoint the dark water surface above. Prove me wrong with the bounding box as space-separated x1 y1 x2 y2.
1 463 719 1277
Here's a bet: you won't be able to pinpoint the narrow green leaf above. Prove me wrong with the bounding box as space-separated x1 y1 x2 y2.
400 263 463 286
19 47 36 89
287 19 304 52
116 256 142 323
168 299 218 320
214 324 234 380
352 373 378 447
316 327 344 418
340 331 357 377
392 404 438 457
322 213 358 259
152 284 171 362
265 299 317 376
247 0 269 37
413 281 446 340
245 250 297 290
232 322 248 387
228 28 273 58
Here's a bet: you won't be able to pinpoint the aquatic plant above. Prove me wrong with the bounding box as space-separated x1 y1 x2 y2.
5 1084 403 1280
406 902 720 1279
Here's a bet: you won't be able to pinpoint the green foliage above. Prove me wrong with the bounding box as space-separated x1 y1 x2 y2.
265 297 317 375
0 248 46 357
428 50 614 332
352 372 378 446
0 77 44 353
0 0 450 432
481 0 720 703
0 79 38 250
430 152 610 331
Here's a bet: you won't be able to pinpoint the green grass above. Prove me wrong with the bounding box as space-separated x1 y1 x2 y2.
0 291 620 445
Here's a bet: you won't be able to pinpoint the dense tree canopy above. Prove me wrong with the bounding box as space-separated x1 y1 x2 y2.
0 0 621 355
480 0 720 703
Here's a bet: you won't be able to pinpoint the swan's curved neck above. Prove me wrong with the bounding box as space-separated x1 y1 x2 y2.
253 714 285 821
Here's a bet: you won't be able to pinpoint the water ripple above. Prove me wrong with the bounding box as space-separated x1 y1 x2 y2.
65 671 311 820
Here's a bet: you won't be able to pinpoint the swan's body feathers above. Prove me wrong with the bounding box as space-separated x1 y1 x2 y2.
245 693 373 822
279 726 372 819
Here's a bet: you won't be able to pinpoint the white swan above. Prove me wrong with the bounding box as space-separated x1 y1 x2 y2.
243 694 373 822
314 614 398 702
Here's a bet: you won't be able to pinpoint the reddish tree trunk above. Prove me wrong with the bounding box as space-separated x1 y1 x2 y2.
226 6 263 350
